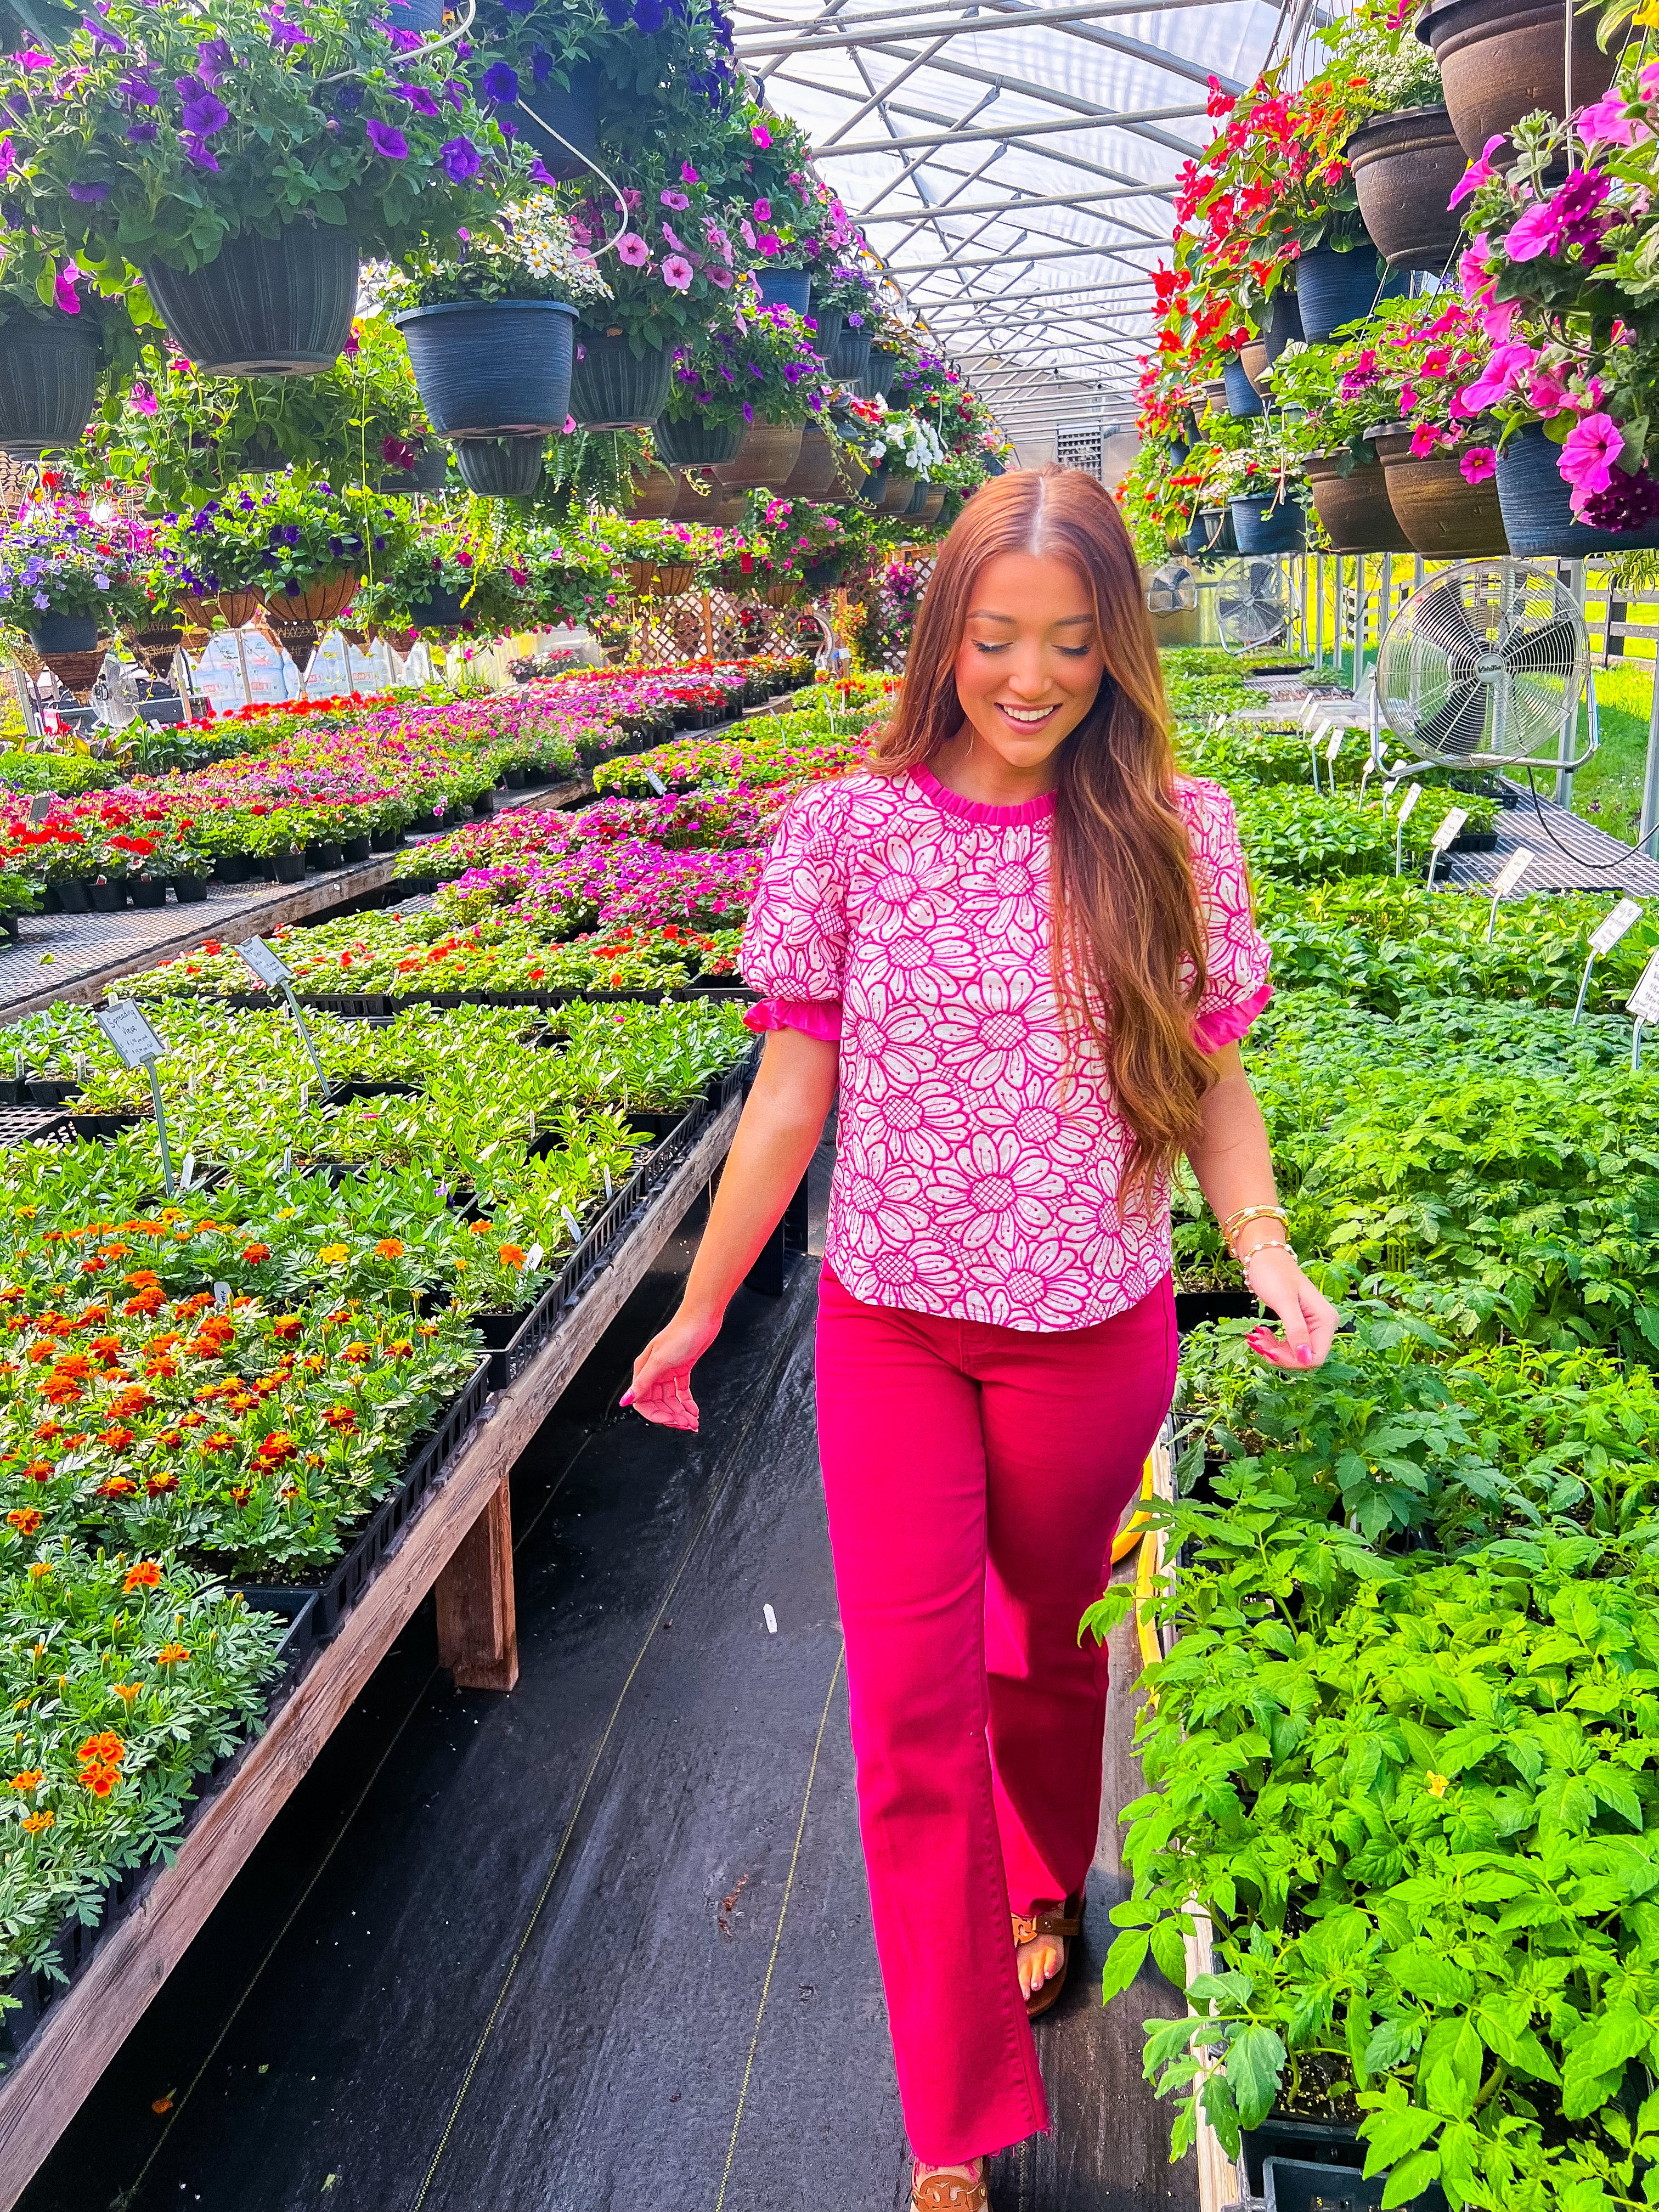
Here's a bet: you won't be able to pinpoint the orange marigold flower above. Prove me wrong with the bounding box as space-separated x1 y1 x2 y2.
469 1218 493 1236
21 1460 53 1484
342 1342 371 1364
144 1472 179 1496
111 1682 141 1700
272 1315 303 1340
387 1339 413 1359
179 1411 205 1429
323 1404 358 1431
5 1508 41 1535
374 1238 404 1260
109 1387 152 1417
229 1485 251 1506
123 1288 166 1317
79 1257 106 1274
80 1763 120 1796
98 1426 136 1452
97 1475 138 1498
77 1731 123 1765
143 1354 178 1378
8 1770 42 1792
242 1243 272 1263
156 1642 189 1665
498 1244 527 1269
122 1270 161 1289
52 1353 91 1380
123 1561 161 1593
21 1812 53 1833
200 1431 234 1453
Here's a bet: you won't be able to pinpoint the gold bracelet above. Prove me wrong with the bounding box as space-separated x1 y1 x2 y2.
1240 1239 1296 1291
1222 1203 1287 1252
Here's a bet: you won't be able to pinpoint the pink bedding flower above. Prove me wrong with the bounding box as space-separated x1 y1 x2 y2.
662 255 695 292
1448 132 1508 207
616 232 651 267
1457 341 1537 414
1460 447 1497 483
1410 422 1442 458
1576 92 1644 147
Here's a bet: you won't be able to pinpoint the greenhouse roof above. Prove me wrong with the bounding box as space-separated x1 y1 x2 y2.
748 0 1302 407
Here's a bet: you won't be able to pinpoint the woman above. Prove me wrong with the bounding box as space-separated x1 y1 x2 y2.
623 467 1338 2208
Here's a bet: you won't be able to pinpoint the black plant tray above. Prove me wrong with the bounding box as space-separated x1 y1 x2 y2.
1448 828 1499 853
229 1355 492 1643
324 1079 421 1103
1175 1290 1262 1334
68 1111 145 1141
1243 2118 1369 2200
0 1587 318 2059
1263 2157 1446 2212
0 1108 70 1147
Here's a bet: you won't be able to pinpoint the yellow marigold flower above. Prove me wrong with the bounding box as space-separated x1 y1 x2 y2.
318 1244 350 1264
1425 1771 1449 1799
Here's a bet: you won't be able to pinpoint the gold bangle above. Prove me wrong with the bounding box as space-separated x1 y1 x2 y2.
1222 1203 1286 1251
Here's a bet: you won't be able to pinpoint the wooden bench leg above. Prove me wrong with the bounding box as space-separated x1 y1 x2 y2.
435 1471 520 1692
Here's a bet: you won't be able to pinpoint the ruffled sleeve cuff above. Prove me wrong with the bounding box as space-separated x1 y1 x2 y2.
743 997 844 1043
1193 981 1272 1055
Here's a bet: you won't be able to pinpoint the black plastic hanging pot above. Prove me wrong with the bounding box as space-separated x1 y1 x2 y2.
395 0 444 25
652 413 745 466
0 315 100 458
1294 242 1409 341
29 612 97 654
1229 493 1305 554
1493 420 1659 556
829 323 872 384
454 435 546 496
756 269 811 314
514 64 602 180
1223 357 1263 419
1263 287 1304 364
407 585 467 628
375 441 449 495
806 298 844 360
859 465 890 509
862 345 901 400
903 478 930 517
394 299 576 436
569 331 673 431
142 222 359 376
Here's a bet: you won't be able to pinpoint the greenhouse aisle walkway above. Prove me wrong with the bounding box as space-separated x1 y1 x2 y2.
22 1148 1194 2212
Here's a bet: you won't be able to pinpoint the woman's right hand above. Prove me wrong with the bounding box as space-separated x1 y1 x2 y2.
620 1306 724 1431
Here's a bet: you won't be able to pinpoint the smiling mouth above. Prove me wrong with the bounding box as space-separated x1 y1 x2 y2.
996 703 1060 727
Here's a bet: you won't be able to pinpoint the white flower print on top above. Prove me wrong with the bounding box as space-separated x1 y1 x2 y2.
740 760 1272 1330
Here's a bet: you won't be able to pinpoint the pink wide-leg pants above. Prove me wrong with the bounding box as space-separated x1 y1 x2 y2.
814 1265 1177 2164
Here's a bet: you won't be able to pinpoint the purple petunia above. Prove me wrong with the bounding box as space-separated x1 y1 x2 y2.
481 61 518 103
396 81 440 115
82 16 126 51
366 116 409 157
176 79 230 138
195 37 232 85
438 134 480 182
66 179 107 200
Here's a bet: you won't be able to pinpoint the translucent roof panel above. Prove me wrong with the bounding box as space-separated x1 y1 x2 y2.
741 0 1290 405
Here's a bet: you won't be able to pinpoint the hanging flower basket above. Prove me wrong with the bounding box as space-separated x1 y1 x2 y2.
143 223 359 377
860 465 891 510
376 442 449 497
1302 453 1412 553
261 619 324 677
27 612 104 692
217 590 261 628
829 324 873 386
0 316 100 458
515 64 602 180
879 472 919 515
653 414 745 467
394 300 578 437
127 625 184 677
1263 288 1302 365
1229 492 1304 554
832 441 872 497
1346 106 1468 270
918 486 947 526
1492 422 1659 557
406 586 466 629
902 478 931 518
756 270 811 315
808 302 844 361
712 419 805 492
1192 505 1238 555
1366 424 1509 555
627 560 697 598
569 332 674 433
1294 243 1407 342
1240 340 1272 398
1414 0 1618 158
862 345 902 401
627 466 681 520
1223 356 1263 417
259 572 359 627
762 580 803 607
777 428 840 500
669 471 718 521
454 436 546 496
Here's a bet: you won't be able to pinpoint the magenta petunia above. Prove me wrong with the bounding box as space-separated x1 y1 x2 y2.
660 188 690 210
1459 447 1496 484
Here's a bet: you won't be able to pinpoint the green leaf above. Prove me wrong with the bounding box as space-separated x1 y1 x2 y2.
1224 2023 1285 2129
1382 2150 1443 2210
1417 2016 1483 2120
1101 1929 1150 2005
1363 2015 1423 2076
1361 2104 1441 2173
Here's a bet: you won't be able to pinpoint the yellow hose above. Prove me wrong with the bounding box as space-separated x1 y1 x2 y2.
1110 1457 1154 1564
1135 1476 1165 1688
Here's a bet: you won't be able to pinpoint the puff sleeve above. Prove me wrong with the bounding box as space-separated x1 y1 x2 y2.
739 780 851 1044
1177 777 1273 1053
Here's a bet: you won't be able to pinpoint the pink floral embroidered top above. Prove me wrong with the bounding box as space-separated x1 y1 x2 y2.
739 763 1272 1331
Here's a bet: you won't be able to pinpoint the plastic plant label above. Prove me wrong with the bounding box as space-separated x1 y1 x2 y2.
1396 781 1423 825
1430 806 1469 853
1491 847 1535 896
1629 948 1659 1023
1325 729 1344 765
1592 898 1645 956
603 1167 613 1200
526 1242 545 1272
179 1151 196 1192
213 1281 231 1312
26 793 52 825
643 768 668 797
95 1000 165 1069
560 1205 583 1240
236 935 293 988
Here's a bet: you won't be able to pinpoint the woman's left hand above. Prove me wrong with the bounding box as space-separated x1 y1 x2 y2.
1241 1245 1340 1370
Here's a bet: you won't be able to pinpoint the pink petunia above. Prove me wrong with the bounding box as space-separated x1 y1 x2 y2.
1458 232 1494 304
616 231 651 267
757 231 781 257
1505 198 1562 261
1457 341 1537 414
680 161 699 183
660 188 690 210
1447 133 1508 208
1528 366 1569 417
1559 410 1624 512
1410 422 1442 459
1460 447 1497 483
751 123 771 147
707 266 734 290
1576 91 1644 147
753 198 772 221
662 255 695 292
1641 60 1659 99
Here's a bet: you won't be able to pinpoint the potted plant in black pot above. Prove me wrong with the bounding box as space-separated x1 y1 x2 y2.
0 0 509 376
661 290 831 490
390 193 607 494
0 280 143 461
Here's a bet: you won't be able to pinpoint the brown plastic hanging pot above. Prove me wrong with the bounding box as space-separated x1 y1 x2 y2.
879 472 919 514
712 417 805 490
1302 450 1413 552
1240 340 1273 398
259 572 360 626
1415 0 1620 156
776 427 841 500
627 465 681 520
1346 105 1469 269
1367 423 1510 554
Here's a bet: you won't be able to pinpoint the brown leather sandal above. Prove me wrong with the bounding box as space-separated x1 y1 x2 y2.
1013 1895 1082 2019
912 2159 988 2212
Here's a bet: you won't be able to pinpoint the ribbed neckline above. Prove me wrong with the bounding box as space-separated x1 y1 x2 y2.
910 760 1058 826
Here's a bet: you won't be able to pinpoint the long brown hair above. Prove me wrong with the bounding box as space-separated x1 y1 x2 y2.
868 465 1214 1195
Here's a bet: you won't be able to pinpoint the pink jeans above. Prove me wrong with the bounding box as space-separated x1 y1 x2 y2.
814 1265 1177 2163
